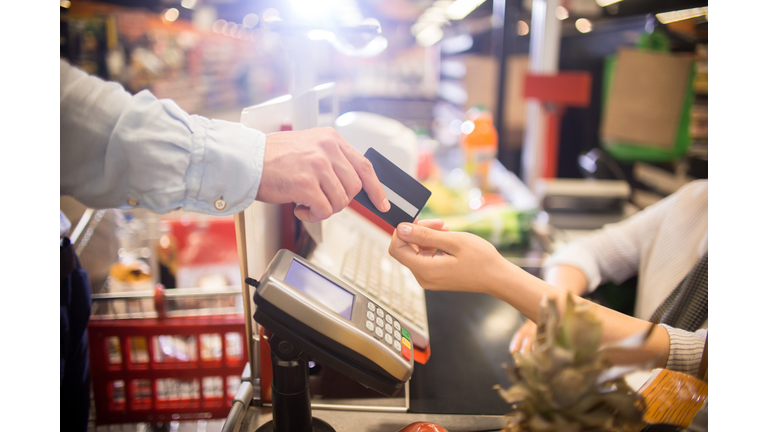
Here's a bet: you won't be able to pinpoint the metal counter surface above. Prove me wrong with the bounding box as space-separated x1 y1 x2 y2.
239 406 508 432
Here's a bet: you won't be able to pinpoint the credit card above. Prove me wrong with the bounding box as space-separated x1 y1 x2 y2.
354 148 432 228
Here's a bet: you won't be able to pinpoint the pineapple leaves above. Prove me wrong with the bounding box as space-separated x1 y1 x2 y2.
498 293 648 432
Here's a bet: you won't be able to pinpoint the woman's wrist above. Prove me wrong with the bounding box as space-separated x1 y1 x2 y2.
484 257 522 298
486 259 557 321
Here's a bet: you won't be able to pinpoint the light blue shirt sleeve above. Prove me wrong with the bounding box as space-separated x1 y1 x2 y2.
60 59 265 216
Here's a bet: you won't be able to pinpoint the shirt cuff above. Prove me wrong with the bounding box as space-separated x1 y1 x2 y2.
660 324 707 376
542 242 603 292
182 115 266 216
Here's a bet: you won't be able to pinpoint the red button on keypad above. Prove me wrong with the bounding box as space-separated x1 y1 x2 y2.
401 345 411 361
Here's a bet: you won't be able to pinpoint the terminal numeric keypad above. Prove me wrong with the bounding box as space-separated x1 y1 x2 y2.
365 301 411 361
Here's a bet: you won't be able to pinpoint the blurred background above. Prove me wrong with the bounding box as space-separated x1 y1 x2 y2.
60 0 708 200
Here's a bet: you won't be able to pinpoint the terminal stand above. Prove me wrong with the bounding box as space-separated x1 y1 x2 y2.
255 332 335 432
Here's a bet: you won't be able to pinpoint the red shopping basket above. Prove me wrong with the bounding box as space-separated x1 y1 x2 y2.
87 286 248 425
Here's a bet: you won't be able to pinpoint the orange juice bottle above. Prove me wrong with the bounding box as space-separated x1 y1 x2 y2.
462 108 498 191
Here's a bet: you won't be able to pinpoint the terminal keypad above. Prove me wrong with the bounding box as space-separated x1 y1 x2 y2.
366 301 411 361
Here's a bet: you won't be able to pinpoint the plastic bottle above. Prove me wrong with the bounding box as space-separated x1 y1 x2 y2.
461 107 498 192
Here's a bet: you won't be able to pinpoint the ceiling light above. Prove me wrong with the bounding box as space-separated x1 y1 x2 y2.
656 6 708 24
416 24 444 47
446 0 487 20
289 0 342 19
411 21 434 36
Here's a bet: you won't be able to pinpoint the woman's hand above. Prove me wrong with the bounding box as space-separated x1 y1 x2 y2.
390 221 673 369
404 219 449 254
388 221 511 294
509 319 537 354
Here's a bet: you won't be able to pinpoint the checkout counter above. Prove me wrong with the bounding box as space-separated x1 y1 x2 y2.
223 193 554 432
221 85 635 432
220 179 636 431
222 264 542 432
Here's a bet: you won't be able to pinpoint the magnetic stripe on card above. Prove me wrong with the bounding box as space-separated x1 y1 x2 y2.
382 184 419 218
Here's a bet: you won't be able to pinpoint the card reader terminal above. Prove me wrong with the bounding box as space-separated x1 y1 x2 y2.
247 249 414 397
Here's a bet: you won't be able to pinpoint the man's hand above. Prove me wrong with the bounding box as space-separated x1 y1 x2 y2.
388 221 510 294
509 319 537 354
257 127 390 222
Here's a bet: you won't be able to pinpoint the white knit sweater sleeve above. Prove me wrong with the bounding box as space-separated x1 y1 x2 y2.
660 324 707 376
542 191 677 292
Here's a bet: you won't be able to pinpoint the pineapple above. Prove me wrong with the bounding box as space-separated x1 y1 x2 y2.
494 294 650 432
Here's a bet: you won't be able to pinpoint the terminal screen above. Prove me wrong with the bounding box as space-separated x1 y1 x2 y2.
285 259 354 320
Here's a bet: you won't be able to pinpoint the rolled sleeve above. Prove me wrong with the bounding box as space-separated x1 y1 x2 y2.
542 242 604 293
103 91 265 216
183 115 265 215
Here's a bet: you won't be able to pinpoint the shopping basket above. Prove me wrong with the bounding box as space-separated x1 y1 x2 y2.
87 284 248 425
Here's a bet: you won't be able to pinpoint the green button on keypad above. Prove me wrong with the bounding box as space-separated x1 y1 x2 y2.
401 327 411 342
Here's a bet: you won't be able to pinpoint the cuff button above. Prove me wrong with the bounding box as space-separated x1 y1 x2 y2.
127 198 138 206
214 199 226 211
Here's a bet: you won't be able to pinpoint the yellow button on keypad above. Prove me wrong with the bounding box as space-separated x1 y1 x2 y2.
401 337 411 350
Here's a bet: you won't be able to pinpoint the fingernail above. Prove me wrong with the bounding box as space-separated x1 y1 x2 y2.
382 198 391 212
398 224 412 237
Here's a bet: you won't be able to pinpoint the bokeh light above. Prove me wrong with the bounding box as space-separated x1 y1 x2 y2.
575 18 592 33
164 8 180 22
517 21 529 36
416 25 444 47
243 13 260 28
555 6 569 20
212 19 226 33
262 8 281 23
